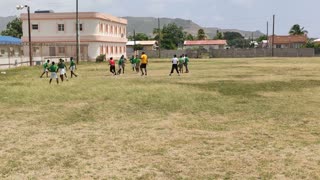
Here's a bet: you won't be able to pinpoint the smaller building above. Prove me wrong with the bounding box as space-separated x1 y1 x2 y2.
268 35 307 48
313 38 320 45
126 41 158 54
0 36 24 69
184 40 227 50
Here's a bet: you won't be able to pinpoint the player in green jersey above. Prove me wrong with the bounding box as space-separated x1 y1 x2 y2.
57 59 68 82
69 57 78 78
49 62 59 84
40 60 50 78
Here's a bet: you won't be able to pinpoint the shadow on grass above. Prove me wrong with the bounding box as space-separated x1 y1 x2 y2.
178 80 320 97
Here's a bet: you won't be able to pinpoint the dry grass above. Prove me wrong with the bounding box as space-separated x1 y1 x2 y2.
1 57 320 179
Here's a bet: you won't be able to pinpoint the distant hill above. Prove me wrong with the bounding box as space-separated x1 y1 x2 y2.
123 16 264 39
0 16 16 32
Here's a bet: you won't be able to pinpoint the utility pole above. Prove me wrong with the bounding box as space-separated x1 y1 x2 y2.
158 18 161 58
133 29 136 55
266 21 269 48
27 6 32 66
272 15 275 57
76 0 80 64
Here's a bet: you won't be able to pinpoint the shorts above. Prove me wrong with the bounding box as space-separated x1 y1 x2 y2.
140 64 147 69
70 66 76 71
59 68 65 75
43 68 48 73
50 72 58 79
131 63 136 68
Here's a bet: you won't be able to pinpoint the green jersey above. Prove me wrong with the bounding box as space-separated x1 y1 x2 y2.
43 62 49 69
130 57 135 64
179 58 185 64
49 65 58 72
118 58 124 65
57 62 66 69
185 57 189 64
135 58 141 64
70 60 76 66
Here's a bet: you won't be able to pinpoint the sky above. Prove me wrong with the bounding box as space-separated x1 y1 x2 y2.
1 0 319 37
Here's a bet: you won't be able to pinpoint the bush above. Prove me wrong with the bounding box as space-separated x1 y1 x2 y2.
96 54 106 63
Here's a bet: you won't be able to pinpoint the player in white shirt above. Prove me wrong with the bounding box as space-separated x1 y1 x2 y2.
169 55 180 76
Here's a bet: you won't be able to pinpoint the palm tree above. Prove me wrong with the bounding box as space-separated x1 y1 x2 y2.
289 24 308 35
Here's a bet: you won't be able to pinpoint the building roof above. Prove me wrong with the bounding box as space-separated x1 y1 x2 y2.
0 36 21 45
184 40 227 46
126 41 157 46
21 12 127 25
268 35 307 44
314 38 320 42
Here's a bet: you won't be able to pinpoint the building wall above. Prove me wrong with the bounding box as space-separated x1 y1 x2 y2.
20 12 127 60
184 45 225 50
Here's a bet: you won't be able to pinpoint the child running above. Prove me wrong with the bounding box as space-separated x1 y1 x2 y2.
140 52 148 76
49 61 59 84
178 55 185 74
130 55 136 71
184 54 190 73
117 55 125 75
69 57 78 78
109 57 116 75
135 55 141 73
57 59 68 82
40 59 50 78
169 55 180 76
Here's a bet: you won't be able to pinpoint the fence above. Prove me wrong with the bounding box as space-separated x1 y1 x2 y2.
143 48 315 59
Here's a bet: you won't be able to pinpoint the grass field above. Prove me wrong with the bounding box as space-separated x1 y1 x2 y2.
1 57 320 179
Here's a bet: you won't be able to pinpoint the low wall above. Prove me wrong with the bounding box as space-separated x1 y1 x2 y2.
142 48 315 59
210 48 315 58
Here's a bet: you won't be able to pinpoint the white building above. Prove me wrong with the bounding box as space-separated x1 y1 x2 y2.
20 11 127 61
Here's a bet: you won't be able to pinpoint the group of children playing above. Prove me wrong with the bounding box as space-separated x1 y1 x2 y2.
169 54 190 76
108 52 149 76
40 57 78 84
41 52 189 84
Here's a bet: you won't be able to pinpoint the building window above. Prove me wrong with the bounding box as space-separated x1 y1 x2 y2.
100 23 104 32
58 47 65 54
32 24 39 30
76 24 83 31
33 47 40 54
80 46 85 53
110 25 113 34
105 24 108 33
1 49 5 54
58 24 64 31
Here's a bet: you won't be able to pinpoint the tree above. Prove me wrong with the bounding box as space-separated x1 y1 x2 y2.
256 35 267 42
128 33 149 41
185 33 195 40
214 30 224 40
197 29 206 40
289 24 308 35
223 32 251 48
153 23 184 50
1 18 22 38
224 32 243 41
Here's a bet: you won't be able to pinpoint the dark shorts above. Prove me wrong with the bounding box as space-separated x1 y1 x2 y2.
140 64 147 68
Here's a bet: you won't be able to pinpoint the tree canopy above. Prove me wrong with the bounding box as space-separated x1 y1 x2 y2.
1 18 22 38
153 23 184 50
197 29 206 40
214 30 224 40
128 33 149 41
289 24 308 35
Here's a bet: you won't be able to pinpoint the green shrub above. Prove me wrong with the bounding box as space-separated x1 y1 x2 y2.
96 54 106 63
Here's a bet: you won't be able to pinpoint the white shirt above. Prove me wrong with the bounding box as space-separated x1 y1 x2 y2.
172 57 178 64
